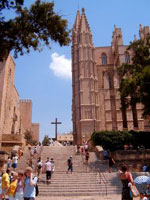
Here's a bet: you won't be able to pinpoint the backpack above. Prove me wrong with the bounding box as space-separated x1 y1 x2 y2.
38 162 42 169
67 158 72 166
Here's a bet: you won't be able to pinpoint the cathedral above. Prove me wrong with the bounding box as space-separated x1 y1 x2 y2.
72 8 149 145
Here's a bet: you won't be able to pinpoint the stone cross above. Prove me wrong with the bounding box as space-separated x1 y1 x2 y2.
51 118 62 140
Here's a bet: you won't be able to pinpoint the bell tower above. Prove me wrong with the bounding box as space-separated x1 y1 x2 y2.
72 9 100 144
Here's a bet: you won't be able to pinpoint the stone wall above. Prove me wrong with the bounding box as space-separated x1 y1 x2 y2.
0 56 21 139
95 146 150 171
20 99 32 132
0 55 40 148
31 123 39 143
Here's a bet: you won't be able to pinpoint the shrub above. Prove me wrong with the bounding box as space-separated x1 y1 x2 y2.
91 130 150 151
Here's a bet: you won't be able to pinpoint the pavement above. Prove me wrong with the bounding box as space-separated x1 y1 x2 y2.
36 195 121 200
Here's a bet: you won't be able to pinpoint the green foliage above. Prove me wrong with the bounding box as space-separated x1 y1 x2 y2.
0 0 70 60
91 130 150 151
24 129 37 145
118 36 150 118
42 135 50 146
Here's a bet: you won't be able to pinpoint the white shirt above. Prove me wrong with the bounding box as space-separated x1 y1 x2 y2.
45 161 52 171
13 156 18 164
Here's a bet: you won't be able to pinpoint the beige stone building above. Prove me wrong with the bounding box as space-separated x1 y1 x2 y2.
0 55 39 148
72 9 149 145
57 133 73 145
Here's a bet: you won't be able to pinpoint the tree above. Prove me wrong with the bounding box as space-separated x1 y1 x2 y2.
0 0 70 60
24 129 37 145
42 135 50 146
118 35 150 121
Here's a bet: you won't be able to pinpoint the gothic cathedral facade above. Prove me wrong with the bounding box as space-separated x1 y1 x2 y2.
72 9 149 144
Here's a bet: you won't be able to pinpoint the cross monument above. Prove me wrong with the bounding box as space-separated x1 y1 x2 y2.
51 118 62 140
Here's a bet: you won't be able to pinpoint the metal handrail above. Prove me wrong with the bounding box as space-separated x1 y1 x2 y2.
97 169 107 196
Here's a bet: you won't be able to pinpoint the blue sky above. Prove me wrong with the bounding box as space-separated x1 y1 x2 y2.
12 0 150 141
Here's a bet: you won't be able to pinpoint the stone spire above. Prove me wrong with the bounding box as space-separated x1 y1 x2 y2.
79 8 91 34
73 10 80 31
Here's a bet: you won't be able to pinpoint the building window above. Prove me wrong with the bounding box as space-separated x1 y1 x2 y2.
101 53 107 65
125 52 130 64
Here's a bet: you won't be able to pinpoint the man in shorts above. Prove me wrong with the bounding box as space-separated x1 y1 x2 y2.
45 158 52 184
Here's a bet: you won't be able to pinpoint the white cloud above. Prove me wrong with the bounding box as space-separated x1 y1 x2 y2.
49 53 71 79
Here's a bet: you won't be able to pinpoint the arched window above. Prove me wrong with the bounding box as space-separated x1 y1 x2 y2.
101 53 107 65
125 52 130 64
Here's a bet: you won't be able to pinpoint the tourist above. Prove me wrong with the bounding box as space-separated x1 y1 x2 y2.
85 150 90 165
84 142 88 151
67 156 73 173
7 157 12 169
34 147 37 155
80 146 84 155
103 150 108 160
24 167 38 200
37 157 43 178
50 158 55 174
15 170 24 200
18 148 22 160
108 155 115 173
45 157 52 184
143 164 148 172
1 168 10 199
119 164 134 200
139 193 148 200
8 172 18 200
12 154 18 171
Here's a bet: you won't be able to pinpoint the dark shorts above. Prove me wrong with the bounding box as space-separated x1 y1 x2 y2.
46 170 51 180
12 163 17 169
24 198 35 200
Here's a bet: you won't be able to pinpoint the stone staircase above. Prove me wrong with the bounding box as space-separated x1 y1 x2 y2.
17 145 150 198
36 146 122 197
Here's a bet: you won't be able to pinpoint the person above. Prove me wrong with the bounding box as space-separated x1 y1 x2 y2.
37 157 42 178
84 143 88 151
1 168 10 199
119 164 134 200
139 193 148 200
12 154 18 171
45 157 52 184
24 167 38 200
143 164 148 172
85 150 89 165
108 155 115 173
18 148 22 160
67 156 73 173
34 147 37 155
80 146 84 155
15 170 24 200
7 157 12 169
50 158 55 174
103 150 108 160
8 172 18 200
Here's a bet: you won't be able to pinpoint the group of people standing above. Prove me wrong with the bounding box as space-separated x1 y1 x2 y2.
0 167 37 200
